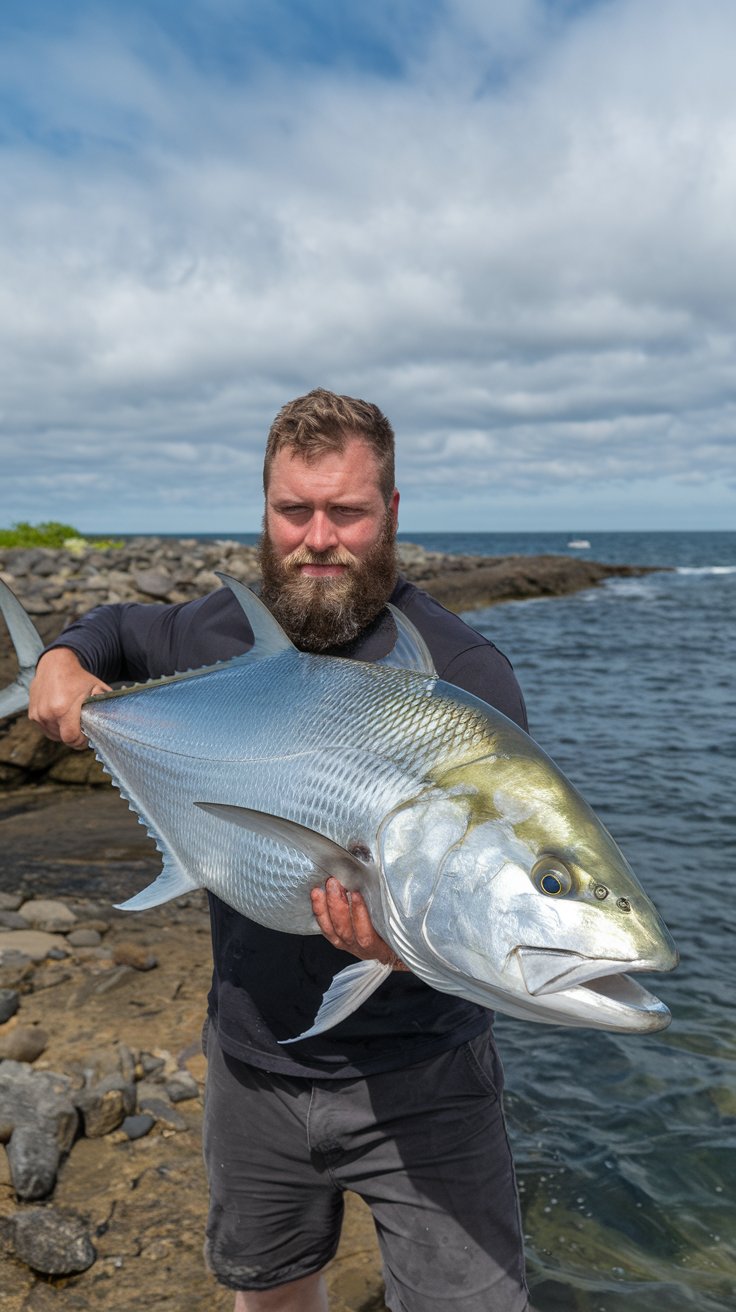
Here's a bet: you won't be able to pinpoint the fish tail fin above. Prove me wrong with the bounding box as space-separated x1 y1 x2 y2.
0 579 45 719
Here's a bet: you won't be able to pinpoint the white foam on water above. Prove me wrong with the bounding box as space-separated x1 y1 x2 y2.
676 565 736 575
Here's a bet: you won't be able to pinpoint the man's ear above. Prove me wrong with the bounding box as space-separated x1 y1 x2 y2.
390 488 400 531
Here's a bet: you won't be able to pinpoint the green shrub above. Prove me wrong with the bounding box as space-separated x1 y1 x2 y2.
0 521 123 550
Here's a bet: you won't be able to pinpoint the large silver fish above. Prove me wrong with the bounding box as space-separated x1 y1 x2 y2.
0 575 677 1040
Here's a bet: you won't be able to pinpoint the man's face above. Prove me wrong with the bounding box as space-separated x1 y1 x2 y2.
259 437 400 650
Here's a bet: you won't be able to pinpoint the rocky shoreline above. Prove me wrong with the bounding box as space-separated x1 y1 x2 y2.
0 858 386 1311
0 536 661 790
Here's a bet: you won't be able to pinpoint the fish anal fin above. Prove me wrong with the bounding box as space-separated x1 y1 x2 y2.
194 802 370 887
279 958 393 1044
114 856 199 911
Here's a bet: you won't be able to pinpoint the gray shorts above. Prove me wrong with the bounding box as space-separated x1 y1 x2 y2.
202 1020 529 1311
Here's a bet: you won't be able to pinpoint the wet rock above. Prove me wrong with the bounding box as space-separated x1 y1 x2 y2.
112 941 158 971
0 893 23 912
0 987 20 1023
0 930 68 961
11 1207 96 1274
19 899 77 931
0 1024 48 1062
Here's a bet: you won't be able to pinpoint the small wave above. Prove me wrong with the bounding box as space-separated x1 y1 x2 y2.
676 565 736 575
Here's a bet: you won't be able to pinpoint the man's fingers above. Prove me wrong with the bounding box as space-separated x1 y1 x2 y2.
348 890 379 951
311 880 404 969
310 885 345 949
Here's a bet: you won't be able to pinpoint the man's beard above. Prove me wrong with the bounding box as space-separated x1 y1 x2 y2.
258 515 398 652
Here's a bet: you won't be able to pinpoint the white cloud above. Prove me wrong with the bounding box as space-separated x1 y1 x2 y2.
0 0 735 531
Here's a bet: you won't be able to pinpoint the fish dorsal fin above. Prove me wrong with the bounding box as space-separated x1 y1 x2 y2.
0 579 45 718
217 573 296 659
374 605 437 676
194 802 370 887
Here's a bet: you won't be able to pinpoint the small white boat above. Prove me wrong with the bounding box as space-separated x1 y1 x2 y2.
567 539 591 549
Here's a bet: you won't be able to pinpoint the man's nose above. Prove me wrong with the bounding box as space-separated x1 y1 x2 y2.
303 511 338 553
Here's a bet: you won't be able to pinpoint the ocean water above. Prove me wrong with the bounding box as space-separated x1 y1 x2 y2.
429 532 734 1312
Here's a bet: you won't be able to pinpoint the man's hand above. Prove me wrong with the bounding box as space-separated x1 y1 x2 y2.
311 877 408 970
28 648 112 750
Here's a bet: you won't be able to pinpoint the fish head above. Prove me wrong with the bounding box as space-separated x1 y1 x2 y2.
378 725 678 1033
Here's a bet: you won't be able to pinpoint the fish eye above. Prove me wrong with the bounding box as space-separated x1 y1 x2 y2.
531 857 573 897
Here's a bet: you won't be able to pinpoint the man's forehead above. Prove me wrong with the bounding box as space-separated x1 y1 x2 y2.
268 438 382 493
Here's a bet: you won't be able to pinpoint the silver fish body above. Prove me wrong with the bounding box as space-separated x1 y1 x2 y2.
0 575 678 1038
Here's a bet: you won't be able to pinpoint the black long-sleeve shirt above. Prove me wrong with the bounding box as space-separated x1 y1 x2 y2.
48 576 528 1077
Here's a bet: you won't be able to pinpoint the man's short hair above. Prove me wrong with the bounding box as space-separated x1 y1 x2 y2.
263 389 396 503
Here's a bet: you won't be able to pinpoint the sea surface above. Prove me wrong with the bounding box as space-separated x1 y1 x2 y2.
420 532 734 1312
182 528 734 1307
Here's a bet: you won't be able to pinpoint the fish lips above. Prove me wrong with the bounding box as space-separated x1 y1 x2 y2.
515 945 678 998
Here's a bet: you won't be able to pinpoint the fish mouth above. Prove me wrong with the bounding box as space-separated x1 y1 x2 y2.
515 945 677 1028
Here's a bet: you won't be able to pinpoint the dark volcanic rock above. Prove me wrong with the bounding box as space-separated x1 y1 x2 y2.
11 1206 96 1274
7 1124 64 1199
121 1112 155 1140
0 1061 79 1198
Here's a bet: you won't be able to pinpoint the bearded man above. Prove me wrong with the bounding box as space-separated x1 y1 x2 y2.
29 389 531 1312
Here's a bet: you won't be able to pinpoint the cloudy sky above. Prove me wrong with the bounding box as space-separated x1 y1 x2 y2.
1 0 734 534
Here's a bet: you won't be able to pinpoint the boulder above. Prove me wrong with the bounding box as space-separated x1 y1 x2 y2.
18 898 77 932
11 1207 96 1274
0 1024 48 1062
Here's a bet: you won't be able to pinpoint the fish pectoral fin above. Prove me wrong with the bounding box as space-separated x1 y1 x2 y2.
0 579 44 719
216 575 297 659
114 855 200 911
278 959 393 1044
374 605 437 676
194 802 370 886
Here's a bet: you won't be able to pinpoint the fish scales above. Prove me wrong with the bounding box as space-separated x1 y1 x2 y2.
81 651 487 933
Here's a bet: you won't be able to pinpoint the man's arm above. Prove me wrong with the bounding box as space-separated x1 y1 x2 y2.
29 600 177 750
